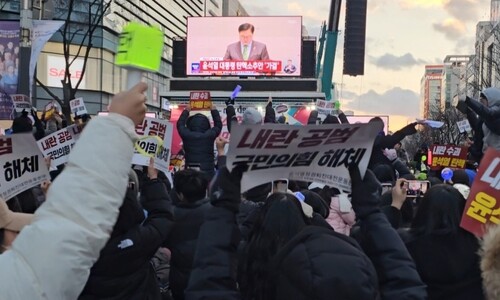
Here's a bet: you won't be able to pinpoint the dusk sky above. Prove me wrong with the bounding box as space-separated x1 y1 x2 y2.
239 0 491 130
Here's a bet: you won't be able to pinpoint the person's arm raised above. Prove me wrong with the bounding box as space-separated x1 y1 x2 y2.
0 83 147 300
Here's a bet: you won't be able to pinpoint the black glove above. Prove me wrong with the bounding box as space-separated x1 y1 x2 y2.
225 97 235 106
209 165 245 213
349 165 382 219
456 99 468 114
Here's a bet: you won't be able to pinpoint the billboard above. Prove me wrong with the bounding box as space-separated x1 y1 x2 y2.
186 16 302 77
47 55 87 89
0 21 20 120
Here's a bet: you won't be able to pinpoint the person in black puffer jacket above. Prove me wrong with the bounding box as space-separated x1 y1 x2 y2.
79 165 173 300
177 105 222 179
165 169 211 300
399 184 485 300
185 165 427 300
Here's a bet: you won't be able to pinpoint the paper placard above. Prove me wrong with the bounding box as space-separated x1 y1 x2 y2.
70 98 88 116
190 91 212 111
461 148 500 237
457 119 472 133
11 94 31 112
37 125 83 167
132 117 174 174
226 123 380 192
0 134 50 200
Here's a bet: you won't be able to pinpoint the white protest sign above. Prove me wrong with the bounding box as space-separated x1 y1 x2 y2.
11 94 32 112
0 134 50 200
316 99 334 114
457 119 472 133
37 125 83 167
226 123 380 193
132 117 174 174
70 98 88 116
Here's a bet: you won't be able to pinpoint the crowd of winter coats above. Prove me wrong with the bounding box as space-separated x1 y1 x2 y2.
0 83 500 300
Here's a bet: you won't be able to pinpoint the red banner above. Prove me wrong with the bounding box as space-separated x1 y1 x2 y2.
429 144 468 170
460 148 500 237
200 60 282 73
189 91 212 111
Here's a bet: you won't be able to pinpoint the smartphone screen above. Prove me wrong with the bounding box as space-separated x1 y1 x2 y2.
404 181 430 197
272 179 289 194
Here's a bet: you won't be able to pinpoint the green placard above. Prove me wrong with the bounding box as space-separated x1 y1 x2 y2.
115 22 164 72
334 101 340 110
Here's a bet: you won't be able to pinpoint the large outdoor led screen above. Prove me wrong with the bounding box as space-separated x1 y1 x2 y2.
186 16 302 77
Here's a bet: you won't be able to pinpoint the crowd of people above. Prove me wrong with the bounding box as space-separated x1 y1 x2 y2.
0 83 499 300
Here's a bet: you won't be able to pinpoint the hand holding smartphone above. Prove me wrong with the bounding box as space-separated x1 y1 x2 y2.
403 180 430 197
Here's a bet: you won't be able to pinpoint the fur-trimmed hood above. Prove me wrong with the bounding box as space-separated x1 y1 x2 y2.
480 225 500 300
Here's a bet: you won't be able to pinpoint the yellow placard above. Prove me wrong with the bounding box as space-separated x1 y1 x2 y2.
115 22 164 72
134 135 163 157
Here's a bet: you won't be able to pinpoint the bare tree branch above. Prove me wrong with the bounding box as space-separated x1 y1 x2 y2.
75 0 112 91
36 77 63 107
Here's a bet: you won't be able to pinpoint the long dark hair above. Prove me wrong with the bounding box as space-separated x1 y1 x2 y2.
410 184 466 236
240 193 311 300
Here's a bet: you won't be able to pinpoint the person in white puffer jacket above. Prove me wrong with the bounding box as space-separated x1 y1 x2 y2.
0 82 147 300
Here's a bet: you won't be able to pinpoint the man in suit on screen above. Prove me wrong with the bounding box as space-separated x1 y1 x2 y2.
223 23 270 61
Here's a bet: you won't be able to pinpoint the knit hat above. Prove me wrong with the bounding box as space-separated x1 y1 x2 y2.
0 201 33 232
242 108 262 125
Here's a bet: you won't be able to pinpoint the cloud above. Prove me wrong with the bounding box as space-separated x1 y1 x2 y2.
400 0 446 9
433 18 467 40
453 36 476 54
369 53 428 70
401 0 480 40
286 2 325 23
342 87 420 117
443 0 481 22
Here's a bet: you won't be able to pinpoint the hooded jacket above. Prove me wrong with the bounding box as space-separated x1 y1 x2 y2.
177 109 222 175
401 229 484 300
325 195 356 235
369 123 417 170
0 114 137 300
166 197 211 300
480 225 500 300
467 88 500 152
79 179 173 300
185 207 427 300
269 226 379 300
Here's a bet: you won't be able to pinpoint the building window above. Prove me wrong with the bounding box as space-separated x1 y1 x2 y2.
210 0 219 9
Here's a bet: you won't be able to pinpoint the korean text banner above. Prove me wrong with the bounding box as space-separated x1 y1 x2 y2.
460 148 500 237
37 125 83 167
226 123 380 193
132 117 173 174
0 134 50 200
429 144 468 170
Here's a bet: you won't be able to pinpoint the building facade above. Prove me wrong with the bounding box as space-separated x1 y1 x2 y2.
0 0 248 114
420 65 443 119
492 0 500 24
441 55 469 110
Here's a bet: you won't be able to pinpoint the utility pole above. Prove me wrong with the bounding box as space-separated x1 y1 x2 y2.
18 0 33 102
